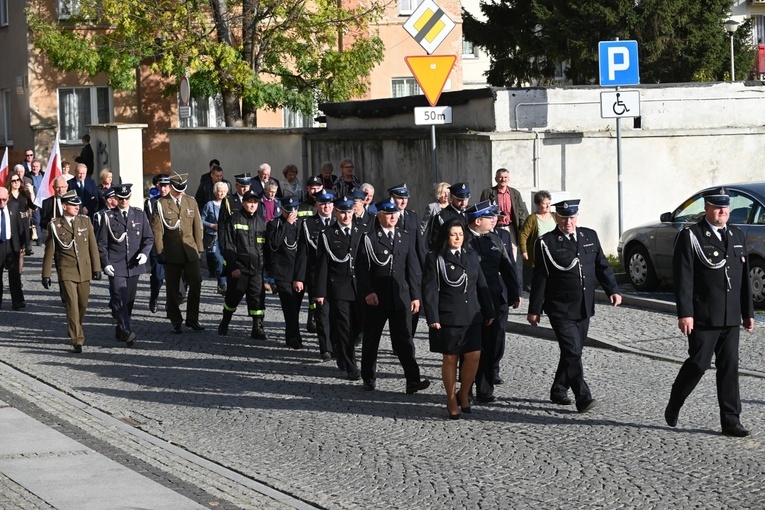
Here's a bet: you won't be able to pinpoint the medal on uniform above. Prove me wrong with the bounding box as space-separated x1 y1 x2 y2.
705 231 711 237
450 265 455 270
558 236 563 242
713 251 719 256
383 249 389 254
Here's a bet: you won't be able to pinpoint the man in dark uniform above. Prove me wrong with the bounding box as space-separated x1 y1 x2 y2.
315 196 365 380
218 190 269 339
267 196 304 349
527 199 621 413
41 190 102 353
352 190 375 234
356 198 430 394
466 201 521 402
97 184 154 346
218 173 252 228
151 172 205 334
145 174 171 313
294 190 335 360
426 182 470 250
296 176 324 333
665 192 754 437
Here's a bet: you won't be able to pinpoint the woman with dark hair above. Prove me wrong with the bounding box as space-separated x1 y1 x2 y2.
7 165 35 264
423 218 494 419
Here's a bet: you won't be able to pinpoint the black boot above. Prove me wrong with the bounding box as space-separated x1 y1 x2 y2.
306 308 317 333
251 316 268 340
218 310 234 336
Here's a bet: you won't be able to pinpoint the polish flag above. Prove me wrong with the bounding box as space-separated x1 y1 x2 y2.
34 136 63 208
0 147 8 187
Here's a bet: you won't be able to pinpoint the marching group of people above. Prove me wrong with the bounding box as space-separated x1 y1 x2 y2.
0 153 754 433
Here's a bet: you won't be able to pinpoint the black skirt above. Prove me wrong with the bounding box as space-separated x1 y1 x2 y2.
429 322 482 355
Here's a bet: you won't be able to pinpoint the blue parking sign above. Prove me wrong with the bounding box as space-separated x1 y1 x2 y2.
599 41 640 86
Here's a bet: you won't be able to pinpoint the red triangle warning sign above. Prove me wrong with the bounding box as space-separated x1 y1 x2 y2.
405 55 457 107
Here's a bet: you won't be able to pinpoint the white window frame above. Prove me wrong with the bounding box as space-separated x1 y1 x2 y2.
58 0 82 20
0 89 11 144
391 77 422 98
462 37 477 59
0 0 9 28
398 0 423 16
57 86 113 144
179 94 225 128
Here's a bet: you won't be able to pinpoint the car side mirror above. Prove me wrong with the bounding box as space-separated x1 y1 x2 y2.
660 212 672 222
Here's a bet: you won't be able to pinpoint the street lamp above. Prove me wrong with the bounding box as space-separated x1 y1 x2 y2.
724 19 739 81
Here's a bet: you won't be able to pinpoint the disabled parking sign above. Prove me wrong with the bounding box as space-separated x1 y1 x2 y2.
599 40 640 86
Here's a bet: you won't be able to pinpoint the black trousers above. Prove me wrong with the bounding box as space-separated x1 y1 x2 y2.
669 325 742 428
548 315 592 405
361 305 420 385
110 275 139 338
165 260 202 324
223 269 265 316
306 285 332 355
330 298 362 373
275 279 304 342
149 247 165 301
475 302 509 398
0 243 24 306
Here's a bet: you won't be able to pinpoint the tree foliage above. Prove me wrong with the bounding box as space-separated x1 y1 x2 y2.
463 0 754 86
26 0 386 126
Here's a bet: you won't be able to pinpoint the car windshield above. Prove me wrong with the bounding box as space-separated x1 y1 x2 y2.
673 190 758 225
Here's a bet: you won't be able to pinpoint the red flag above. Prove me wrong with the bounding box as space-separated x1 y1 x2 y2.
34 136 63 208
0 147 8 188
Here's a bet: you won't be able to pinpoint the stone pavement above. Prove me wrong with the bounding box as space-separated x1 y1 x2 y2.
1 252 765 509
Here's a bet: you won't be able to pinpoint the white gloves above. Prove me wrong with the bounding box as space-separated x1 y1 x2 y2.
136 253 148 265
104 265 115 277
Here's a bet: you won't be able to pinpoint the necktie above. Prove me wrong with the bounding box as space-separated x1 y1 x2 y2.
176 198 181 208
387 231 394 245
344 227 350 237
719 227 728 248
0 209 6 242
123 210 128 221
569 233 576 242
455 250 461 261
77 180 82 189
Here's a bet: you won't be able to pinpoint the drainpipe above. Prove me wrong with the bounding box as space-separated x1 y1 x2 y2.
532 130 540 188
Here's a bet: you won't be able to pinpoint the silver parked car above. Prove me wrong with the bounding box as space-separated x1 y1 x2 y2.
617 182 765 307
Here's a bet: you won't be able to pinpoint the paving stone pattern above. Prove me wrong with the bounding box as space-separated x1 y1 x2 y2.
1 253 765 508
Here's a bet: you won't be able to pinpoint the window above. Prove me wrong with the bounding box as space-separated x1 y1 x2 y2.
399 0 422 16
0 89 11 144
179 95 225 128
0 0 8 27
283 106 315 128
462 38 477 58
58 87 112 143
391 78 421 98
58 0 82 20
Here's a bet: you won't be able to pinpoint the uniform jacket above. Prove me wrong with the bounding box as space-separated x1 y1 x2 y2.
356 225 421 311
353 211 375 234
67 177 99 218
422 247 494 326
315 222 364 301
217 193 244 227
0 201 27 253
266 215 302 283
468 229 520 307
426 205 467 250
674 220 753 327
220 208 267 276
42 215 101 282
480 186 529 236
398 208 426 267
528 226 619 320
151 194 204 264
294 214 334 287
40 195 64 231
97 206 154 277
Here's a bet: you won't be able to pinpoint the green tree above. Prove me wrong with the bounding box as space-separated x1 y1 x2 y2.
26 0 386 126
463 0 754 86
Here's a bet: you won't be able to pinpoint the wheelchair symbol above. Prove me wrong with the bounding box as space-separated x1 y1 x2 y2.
613 93 630 115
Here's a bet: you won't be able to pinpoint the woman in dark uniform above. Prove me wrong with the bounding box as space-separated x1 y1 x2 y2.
423 218 494 419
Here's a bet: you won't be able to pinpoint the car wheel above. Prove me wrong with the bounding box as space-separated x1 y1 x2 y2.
749 258 765 308
627 245 659 291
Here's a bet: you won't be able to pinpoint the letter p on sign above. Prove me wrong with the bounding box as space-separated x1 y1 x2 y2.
598 40 640 86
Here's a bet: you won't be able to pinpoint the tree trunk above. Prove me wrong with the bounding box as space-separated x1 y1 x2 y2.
222 90 243 127
209 0 232 45
242 104 257 127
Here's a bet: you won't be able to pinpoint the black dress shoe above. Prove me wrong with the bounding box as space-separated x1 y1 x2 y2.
286 338 302 350
405 379 430 395
172 323 182 334
664 405 679 428
185 320 205 331
448 412 461 420
476 394 496 403
347 370 361 381
577 399 598 413
72 345 83 354
320 351 332 361
722 424 750 437
149 298 158 313
551 395 574 406
362 381 376 391
12 302 26 310
125 332 136 347
493 377 504 385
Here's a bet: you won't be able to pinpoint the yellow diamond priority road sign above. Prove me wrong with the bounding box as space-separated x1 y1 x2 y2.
403 0 455 55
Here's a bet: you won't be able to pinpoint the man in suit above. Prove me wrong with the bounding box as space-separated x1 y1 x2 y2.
249 163 282 199
480 168 529 268
426 182 470 250
41 177 70 231
151 172 205 334
20 149 34 174
665 192 754 437
356 198 430 394
467 201 521 402
267 196 305 349
314 196 365 380
194 164 231 208
41 190 102 353
74 134 95 178
0 188 27 309
68 163 99 218
97 184 154 347
527 199 621 412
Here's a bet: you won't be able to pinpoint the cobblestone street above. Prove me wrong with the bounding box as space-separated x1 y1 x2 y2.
1 253 764 509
